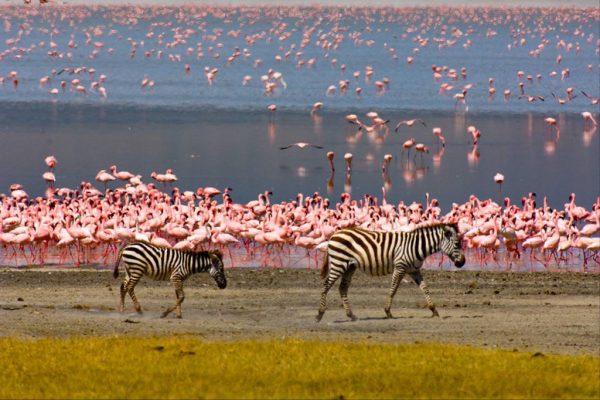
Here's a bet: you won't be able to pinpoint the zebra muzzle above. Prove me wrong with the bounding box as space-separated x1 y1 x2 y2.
454 254 466 268
217 280 227 289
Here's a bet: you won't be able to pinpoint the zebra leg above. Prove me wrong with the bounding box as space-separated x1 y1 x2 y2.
119 279 127 312
410 270 439 317
339 264 358 321
126 279 143 315
384 268 405 319
315 267 344 323
162 278 184 319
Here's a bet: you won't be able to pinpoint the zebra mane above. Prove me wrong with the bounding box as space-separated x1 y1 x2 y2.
132 240 215 257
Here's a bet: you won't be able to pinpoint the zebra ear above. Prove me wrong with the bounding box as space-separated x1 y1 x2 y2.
209 249 223 260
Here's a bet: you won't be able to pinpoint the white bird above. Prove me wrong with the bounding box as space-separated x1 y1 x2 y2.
280 142 323 150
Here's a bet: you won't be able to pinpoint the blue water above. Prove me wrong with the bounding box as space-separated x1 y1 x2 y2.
0 5 598 210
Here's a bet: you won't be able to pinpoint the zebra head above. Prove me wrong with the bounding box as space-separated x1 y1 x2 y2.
440 224 465 268
208 250 227 289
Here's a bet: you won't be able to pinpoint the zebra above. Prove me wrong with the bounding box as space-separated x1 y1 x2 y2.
315 222 465 322
113 241 227 318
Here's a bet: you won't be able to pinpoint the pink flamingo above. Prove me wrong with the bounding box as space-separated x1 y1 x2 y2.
95 169 116 190
394 119 426 131
110 165 135 181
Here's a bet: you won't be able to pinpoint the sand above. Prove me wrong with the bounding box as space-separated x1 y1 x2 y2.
0 267 598 356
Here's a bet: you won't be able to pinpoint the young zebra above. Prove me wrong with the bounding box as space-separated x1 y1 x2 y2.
316 222 465 322
113 241 227 318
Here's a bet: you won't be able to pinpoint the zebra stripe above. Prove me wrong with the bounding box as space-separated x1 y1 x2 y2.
114 241 227 318
316 223 465 322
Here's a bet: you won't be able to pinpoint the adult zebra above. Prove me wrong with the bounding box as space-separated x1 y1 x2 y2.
113 241 227 318
316 222 465 322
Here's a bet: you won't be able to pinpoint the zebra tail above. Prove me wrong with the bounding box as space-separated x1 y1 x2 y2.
320 252 329 279
113 245 125 279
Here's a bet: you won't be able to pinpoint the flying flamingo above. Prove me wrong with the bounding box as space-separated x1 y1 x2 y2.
394 119 426 131
279 142 323 150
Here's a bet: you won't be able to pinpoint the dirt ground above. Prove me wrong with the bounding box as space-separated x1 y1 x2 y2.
1 267 598 356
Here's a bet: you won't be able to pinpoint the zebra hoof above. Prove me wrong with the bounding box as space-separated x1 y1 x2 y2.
384 310 393 319
315 312 324 323
431 309 440 318
349 314 358 321
160 311 170 318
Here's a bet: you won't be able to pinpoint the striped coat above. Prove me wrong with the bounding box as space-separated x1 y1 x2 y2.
114 241 227 318
316 223 465 322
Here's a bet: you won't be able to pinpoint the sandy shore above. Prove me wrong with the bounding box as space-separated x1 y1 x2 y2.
1 268 598 356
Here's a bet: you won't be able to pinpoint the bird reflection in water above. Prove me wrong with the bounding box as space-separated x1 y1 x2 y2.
267 121 277 144
326 151 335 195
432 146 445 171
582 126 597 147
467 145 480 167
344 153 352 194
296 166 307 178
345 127 363 145
382 154 393 192
400 158 429 186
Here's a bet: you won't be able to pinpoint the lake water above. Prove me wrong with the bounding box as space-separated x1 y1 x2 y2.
0 5 598 210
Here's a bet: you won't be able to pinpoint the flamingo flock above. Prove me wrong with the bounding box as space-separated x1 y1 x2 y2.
0 158 598 271
0 5 596 113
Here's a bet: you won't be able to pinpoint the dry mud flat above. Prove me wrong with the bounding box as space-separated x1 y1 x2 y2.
0 268 598 356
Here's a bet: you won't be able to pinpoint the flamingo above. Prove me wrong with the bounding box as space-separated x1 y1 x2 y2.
45 155 57 171
95 170 116 190
432 127 445 147
110 165 135 181
279 142 323 150
581 112 597 127
402 137 416 157
394 119 426 131
494 173 504 191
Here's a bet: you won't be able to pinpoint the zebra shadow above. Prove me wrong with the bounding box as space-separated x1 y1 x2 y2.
330 316 400 324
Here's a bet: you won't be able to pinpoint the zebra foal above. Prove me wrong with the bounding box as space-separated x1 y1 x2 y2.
113 241 227 318
316 223 465 322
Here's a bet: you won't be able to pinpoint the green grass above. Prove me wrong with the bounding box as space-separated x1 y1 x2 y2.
0 337 598 399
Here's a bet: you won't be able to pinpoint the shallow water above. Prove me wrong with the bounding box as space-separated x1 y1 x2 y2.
0 5 598 210
0 103 597 210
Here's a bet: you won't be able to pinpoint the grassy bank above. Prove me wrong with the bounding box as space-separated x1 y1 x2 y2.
0 337 598 399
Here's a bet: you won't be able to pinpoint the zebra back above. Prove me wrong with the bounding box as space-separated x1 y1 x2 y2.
115 241 217 280
326 222 463 275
